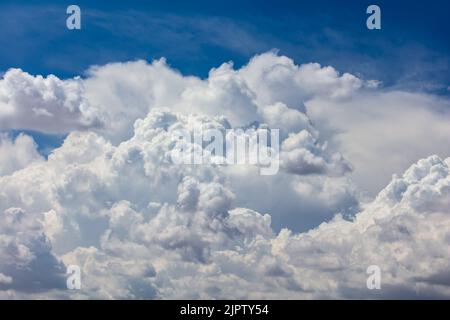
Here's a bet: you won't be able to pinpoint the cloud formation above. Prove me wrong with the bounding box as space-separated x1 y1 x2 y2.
0 52 449 299
0 52 371 141
0 69 102 132
307 90 450 195
1 124 449 298
0 133 42 176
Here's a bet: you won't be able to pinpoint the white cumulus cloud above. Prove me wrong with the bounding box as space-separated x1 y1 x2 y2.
0 52 449 299
0 133 43 176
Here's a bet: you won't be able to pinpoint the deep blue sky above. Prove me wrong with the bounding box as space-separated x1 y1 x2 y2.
1 0 450 151
0 0 449 91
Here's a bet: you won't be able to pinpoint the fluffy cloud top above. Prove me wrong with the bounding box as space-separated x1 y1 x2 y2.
0 134 42 176
0 69 102 132
0 52 371 142
0 52 449 299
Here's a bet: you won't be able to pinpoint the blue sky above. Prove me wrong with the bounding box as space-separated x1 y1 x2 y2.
1 0 449 88
1 0 450 152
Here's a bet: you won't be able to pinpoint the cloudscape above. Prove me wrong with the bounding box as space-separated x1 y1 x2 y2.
0 0 450 300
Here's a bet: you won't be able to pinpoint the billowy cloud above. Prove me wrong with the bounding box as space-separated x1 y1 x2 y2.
0 133 42 176
0 52 371 141
0 52 449 299
307 90 450 195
